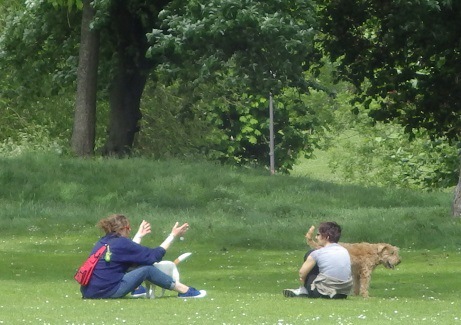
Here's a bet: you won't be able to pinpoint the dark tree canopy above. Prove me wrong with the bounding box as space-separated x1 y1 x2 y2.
317 0 461 216
1 0 328 171
318 0 461 141
146 0 325 170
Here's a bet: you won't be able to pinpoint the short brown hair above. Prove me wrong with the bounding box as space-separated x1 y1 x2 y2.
97 214 129 234
318 221 342 243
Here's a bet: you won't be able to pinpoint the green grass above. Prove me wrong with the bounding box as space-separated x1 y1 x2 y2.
1 153 459 249
0 239 460 324
1 153 461 324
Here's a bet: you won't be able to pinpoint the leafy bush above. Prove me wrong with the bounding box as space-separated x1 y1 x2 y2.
327 100 459 190
0 125 65 157
135 82 221 158
136 75 336 172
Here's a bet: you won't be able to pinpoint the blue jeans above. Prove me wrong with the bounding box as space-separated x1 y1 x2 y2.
110 265 176 298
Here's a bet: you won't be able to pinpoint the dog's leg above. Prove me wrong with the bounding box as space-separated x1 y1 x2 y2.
144 281 153 299
154 261 176 298
154 261 179 297
151 253 191 298
352 270 361 296
359 268 371 298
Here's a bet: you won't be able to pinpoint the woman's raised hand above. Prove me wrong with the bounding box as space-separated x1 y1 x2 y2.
171 222 189 237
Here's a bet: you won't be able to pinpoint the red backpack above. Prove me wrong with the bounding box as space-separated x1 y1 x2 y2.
74 244 108 286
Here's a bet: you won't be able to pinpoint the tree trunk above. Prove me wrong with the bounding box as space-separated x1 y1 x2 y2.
71 0 99 157
103 65 147 156
102 4 154 156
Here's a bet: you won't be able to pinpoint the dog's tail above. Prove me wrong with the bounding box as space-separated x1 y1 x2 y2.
174 252 192 265
305 226 323 249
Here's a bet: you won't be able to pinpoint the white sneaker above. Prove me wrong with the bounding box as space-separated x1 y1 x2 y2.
283 286 309 298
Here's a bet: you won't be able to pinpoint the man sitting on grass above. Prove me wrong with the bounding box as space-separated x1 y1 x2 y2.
283 221 352 299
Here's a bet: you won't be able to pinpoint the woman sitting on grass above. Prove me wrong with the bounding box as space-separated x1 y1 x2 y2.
80 214 206 299
283 221 352 299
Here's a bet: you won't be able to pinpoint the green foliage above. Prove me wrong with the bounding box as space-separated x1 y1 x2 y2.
1 0 329 171
197 86 336 172
0 0 114 153
144 0 328 170
0 91 74 153
46 0 83 10
2 0 460 184
328 118 459 190
0 1 80 97
149 0 317 94
0 0 82 148
135 82 219 157
137 63 337 171
154 59 342 172
318 0 461 141
0 125 65 157
297 61 460 191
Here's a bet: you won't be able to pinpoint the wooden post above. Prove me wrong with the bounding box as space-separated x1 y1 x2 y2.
269 93 275 175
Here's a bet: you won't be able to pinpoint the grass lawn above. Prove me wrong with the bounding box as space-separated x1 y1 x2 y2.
1 154 461 324
1 234 460 324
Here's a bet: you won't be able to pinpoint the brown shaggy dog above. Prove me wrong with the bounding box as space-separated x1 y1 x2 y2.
340 242 401 297
306 227 401 298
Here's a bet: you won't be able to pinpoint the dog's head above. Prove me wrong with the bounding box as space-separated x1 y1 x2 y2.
377 244 401 269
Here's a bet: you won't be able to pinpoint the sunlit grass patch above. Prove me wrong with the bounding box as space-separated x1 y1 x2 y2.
0 154 460 323
0 246 460 324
